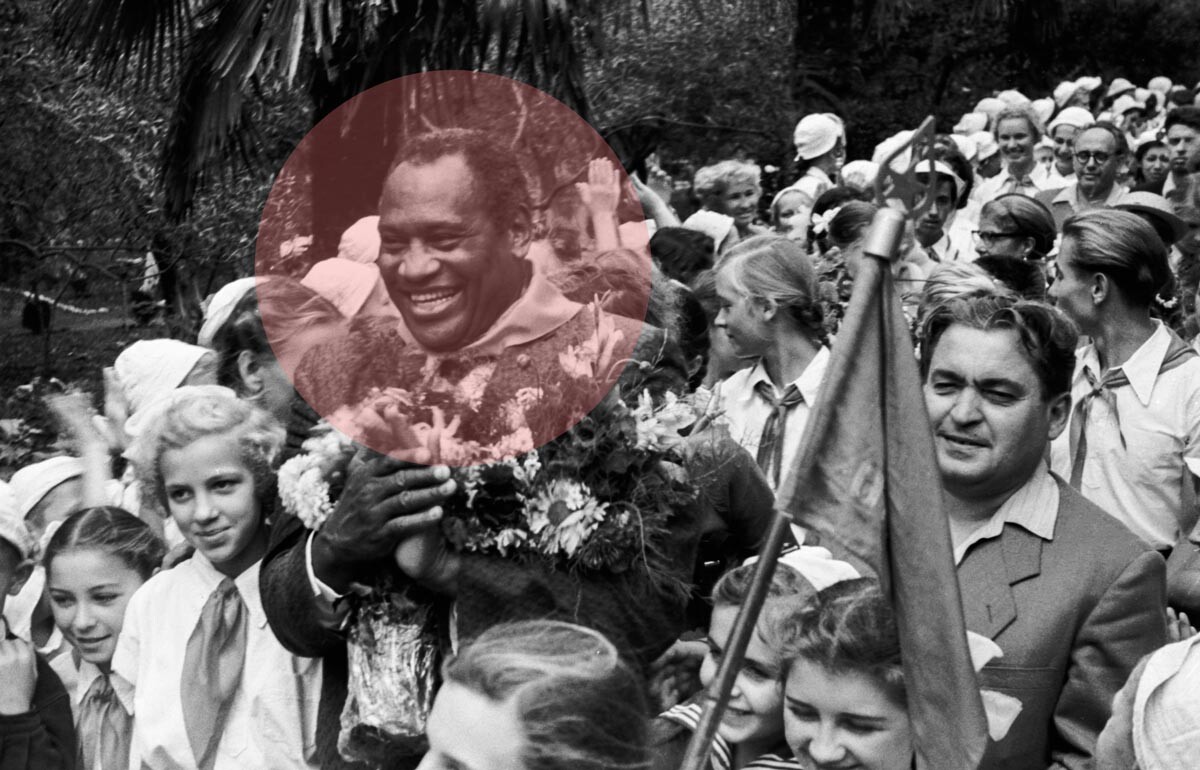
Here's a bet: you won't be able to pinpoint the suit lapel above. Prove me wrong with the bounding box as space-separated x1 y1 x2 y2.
959 525 1044 640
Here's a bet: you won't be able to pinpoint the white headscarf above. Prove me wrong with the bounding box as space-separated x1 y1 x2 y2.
114 339 215 436
9 456 83 519
301 258 385 317
336 216 382 264
197 277 261 348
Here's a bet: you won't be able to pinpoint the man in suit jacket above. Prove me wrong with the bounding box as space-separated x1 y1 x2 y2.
261 127 693 768
920 294 1167 770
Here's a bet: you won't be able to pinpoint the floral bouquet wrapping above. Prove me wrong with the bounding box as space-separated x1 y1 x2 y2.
278 305 697 762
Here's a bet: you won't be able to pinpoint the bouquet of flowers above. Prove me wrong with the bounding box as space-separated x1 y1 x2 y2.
278 304 697 763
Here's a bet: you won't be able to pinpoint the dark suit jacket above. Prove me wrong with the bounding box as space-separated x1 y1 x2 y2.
959 476 1167 770
263 304 694 768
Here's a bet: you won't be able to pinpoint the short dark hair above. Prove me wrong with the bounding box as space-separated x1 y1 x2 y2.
920 295 1078 400
386 128 531 229
44 507 166 580
650 227 715 285
1165 106 1200 135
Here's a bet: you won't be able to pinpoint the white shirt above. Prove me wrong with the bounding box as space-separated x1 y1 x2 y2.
1049 323 1200 548
1031 163 1074 188
706 348 831 491
973 166 1047 204
113 555 322 770
953 460 1059 565
1047 182 1127 216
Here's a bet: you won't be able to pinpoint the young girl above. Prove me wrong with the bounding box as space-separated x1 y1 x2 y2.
775 578 913 770
43 506 166 770
707 235 829 493
650 562 819 770
114 390 321 770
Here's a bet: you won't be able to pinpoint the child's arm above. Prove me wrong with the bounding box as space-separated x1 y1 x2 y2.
46 391 115 509
0 638 75 770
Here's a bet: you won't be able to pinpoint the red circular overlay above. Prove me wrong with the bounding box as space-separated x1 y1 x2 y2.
255 71 651 465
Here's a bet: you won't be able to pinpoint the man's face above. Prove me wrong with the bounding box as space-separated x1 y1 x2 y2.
996 118 1035 170
1166 123 1200 175
1073 128 1120 198
915 179 956 247
377 154 529 352
1051 125 1080 166
924 325 1068 501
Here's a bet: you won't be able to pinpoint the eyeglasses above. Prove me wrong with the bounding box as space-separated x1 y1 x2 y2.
1073 151 1112 165
972 230 1021 245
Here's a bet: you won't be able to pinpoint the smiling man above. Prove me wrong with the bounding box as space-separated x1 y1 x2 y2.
1036 123 1128 230
919 294 1166 770
296 128 650 445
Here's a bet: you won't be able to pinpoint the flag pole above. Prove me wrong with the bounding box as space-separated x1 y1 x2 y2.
678 119 940 770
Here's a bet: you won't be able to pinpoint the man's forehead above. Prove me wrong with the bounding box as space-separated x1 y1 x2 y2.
1076 129 1116 150
931 325 1037 379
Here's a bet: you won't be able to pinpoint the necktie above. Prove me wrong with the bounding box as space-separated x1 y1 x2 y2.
754 381 804 488
77 674 132 770
181 578 248 770
1068 332 1197 488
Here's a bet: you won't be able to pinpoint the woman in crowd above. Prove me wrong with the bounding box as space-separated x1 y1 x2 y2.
974 106 1045 203
972 193 1056 299
1135 138 1172 189
692 161 767 242
776 579 914 770
419 620 649 770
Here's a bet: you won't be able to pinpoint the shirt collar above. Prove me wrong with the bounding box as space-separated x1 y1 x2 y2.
746 346 831 405
1056 182 1126 207
394 267 582 357
190 552 268 630
954 461 1058 564
929 232 957 262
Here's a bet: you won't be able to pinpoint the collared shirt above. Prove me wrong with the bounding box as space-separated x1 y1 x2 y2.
1164 173 1180 198
1049 323 1200 547
973 166 1047 204
75 660 135 769
1031 163 1075 188
1050 182 1126 213
953 461 1059 565
112 555 322 770
706 348 831 492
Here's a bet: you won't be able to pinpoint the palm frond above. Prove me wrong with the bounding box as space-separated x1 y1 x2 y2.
51 0 193 82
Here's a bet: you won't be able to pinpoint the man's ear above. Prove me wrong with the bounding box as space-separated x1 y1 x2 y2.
508 207 534 259
6 559 34 597
237 349 264 395
1018 236 1036 259
1046 391 1072 441
1091 272 1110 306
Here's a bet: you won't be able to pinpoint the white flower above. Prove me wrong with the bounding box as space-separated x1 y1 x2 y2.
278 454 336 531
558 303 626 380
558 344 595 379
633 390 696 450
811 206 841 236
528 479 608 557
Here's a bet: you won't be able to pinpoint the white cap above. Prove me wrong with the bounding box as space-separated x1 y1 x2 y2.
914 159 967 206
1076 76 1103 94
948 133 978 162
1148 76 1173 94
301 258 386 318
744 545 860 592
954 112 989 135
1053 81 1077 107
681 210 736 249
1113 94 1147 116
1048 107 1096 132
115 339 213 419
197 277 261 348
839 160 879 192
1031 98 1055 125
996 89 1030 107
1107 77 1136 99
974 97 1006 118
336 216 382 264
10 456 83 519
970 131 1000 161
793 114 844 161
0 481 34 560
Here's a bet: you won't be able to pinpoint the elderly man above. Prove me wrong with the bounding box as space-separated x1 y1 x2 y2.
1034 107 1095 188
921 294 1167 770
262 128 690 768
1036 124 1128 229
